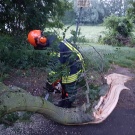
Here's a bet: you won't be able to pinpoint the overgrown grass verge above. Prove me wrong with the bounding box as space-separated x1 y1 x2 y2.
80 43 135 71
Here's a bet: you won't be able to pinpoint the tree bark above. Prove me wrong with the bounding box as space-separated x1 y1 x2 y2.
0 73 131 125
0 82 94 125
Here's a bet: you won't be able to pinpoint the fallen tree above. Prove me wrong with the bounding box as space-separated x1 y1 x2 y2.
0 73 131 125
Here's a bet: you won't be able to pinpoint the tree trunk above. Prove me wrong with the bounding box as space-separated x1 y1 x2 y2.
0 73 131 125
0 82 94 125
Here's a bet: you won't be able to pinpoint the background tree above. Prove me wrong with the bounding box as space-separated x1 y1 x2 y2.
66 0 131 25
0 0 71 35
0 0 72 76
127 0 135 22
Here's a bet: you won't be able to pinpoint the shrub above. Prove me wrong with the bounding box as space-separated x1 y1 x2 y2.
0 34 50 69
101 15 134 46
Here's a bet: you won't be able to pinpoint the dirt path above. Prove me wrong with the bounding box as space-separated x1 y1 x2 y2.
1 65 135 135
107 65 135 109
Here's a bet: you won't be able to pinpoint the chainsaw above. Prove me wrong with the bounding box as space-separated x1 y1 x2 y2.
44 80 62 100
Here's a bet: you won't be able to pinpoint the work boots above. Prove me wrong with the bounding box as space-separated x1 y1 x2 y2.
64 99 72 108
56 99 72 108
56 100 65 107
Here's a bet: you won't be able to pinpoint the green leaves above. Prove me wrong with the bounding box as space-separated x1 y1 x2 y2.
127 1 135 22
1 0 71 35
102 15 134 46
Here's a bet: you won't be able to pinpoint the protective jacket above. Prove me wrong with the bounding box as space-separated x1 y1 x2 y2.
46 35 84 84
59 39 84 84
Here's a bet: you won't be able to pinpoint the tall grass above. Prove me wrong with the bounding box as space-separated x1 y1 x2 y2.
80 43 135 70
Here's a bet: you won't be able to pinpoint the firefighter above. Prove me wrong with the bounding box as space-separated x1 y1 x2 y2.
27 30 84 108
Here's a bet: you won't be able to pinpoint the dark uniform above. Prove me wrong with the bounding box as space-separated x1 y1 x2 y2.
46 36 84 108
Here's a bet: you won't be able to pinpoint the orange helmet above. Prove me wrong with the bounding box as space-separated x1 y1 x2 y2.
27 30 47 47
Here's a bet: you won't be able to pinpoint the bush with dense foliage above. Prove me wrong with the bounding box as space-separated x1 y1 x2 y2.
0 0 71 35
100 15 134 46
0 0 72 81
0 34 59 81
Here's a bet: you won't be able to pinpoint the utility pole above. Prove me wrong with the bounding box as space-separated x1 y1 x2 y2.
75 7 83 38
76 0 91 108
75 0 90 38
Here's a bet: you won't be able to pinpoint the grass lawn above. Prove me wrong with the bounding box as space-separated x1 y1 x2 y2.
65 25 106 38
80 43 135 70
55 25 107 42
